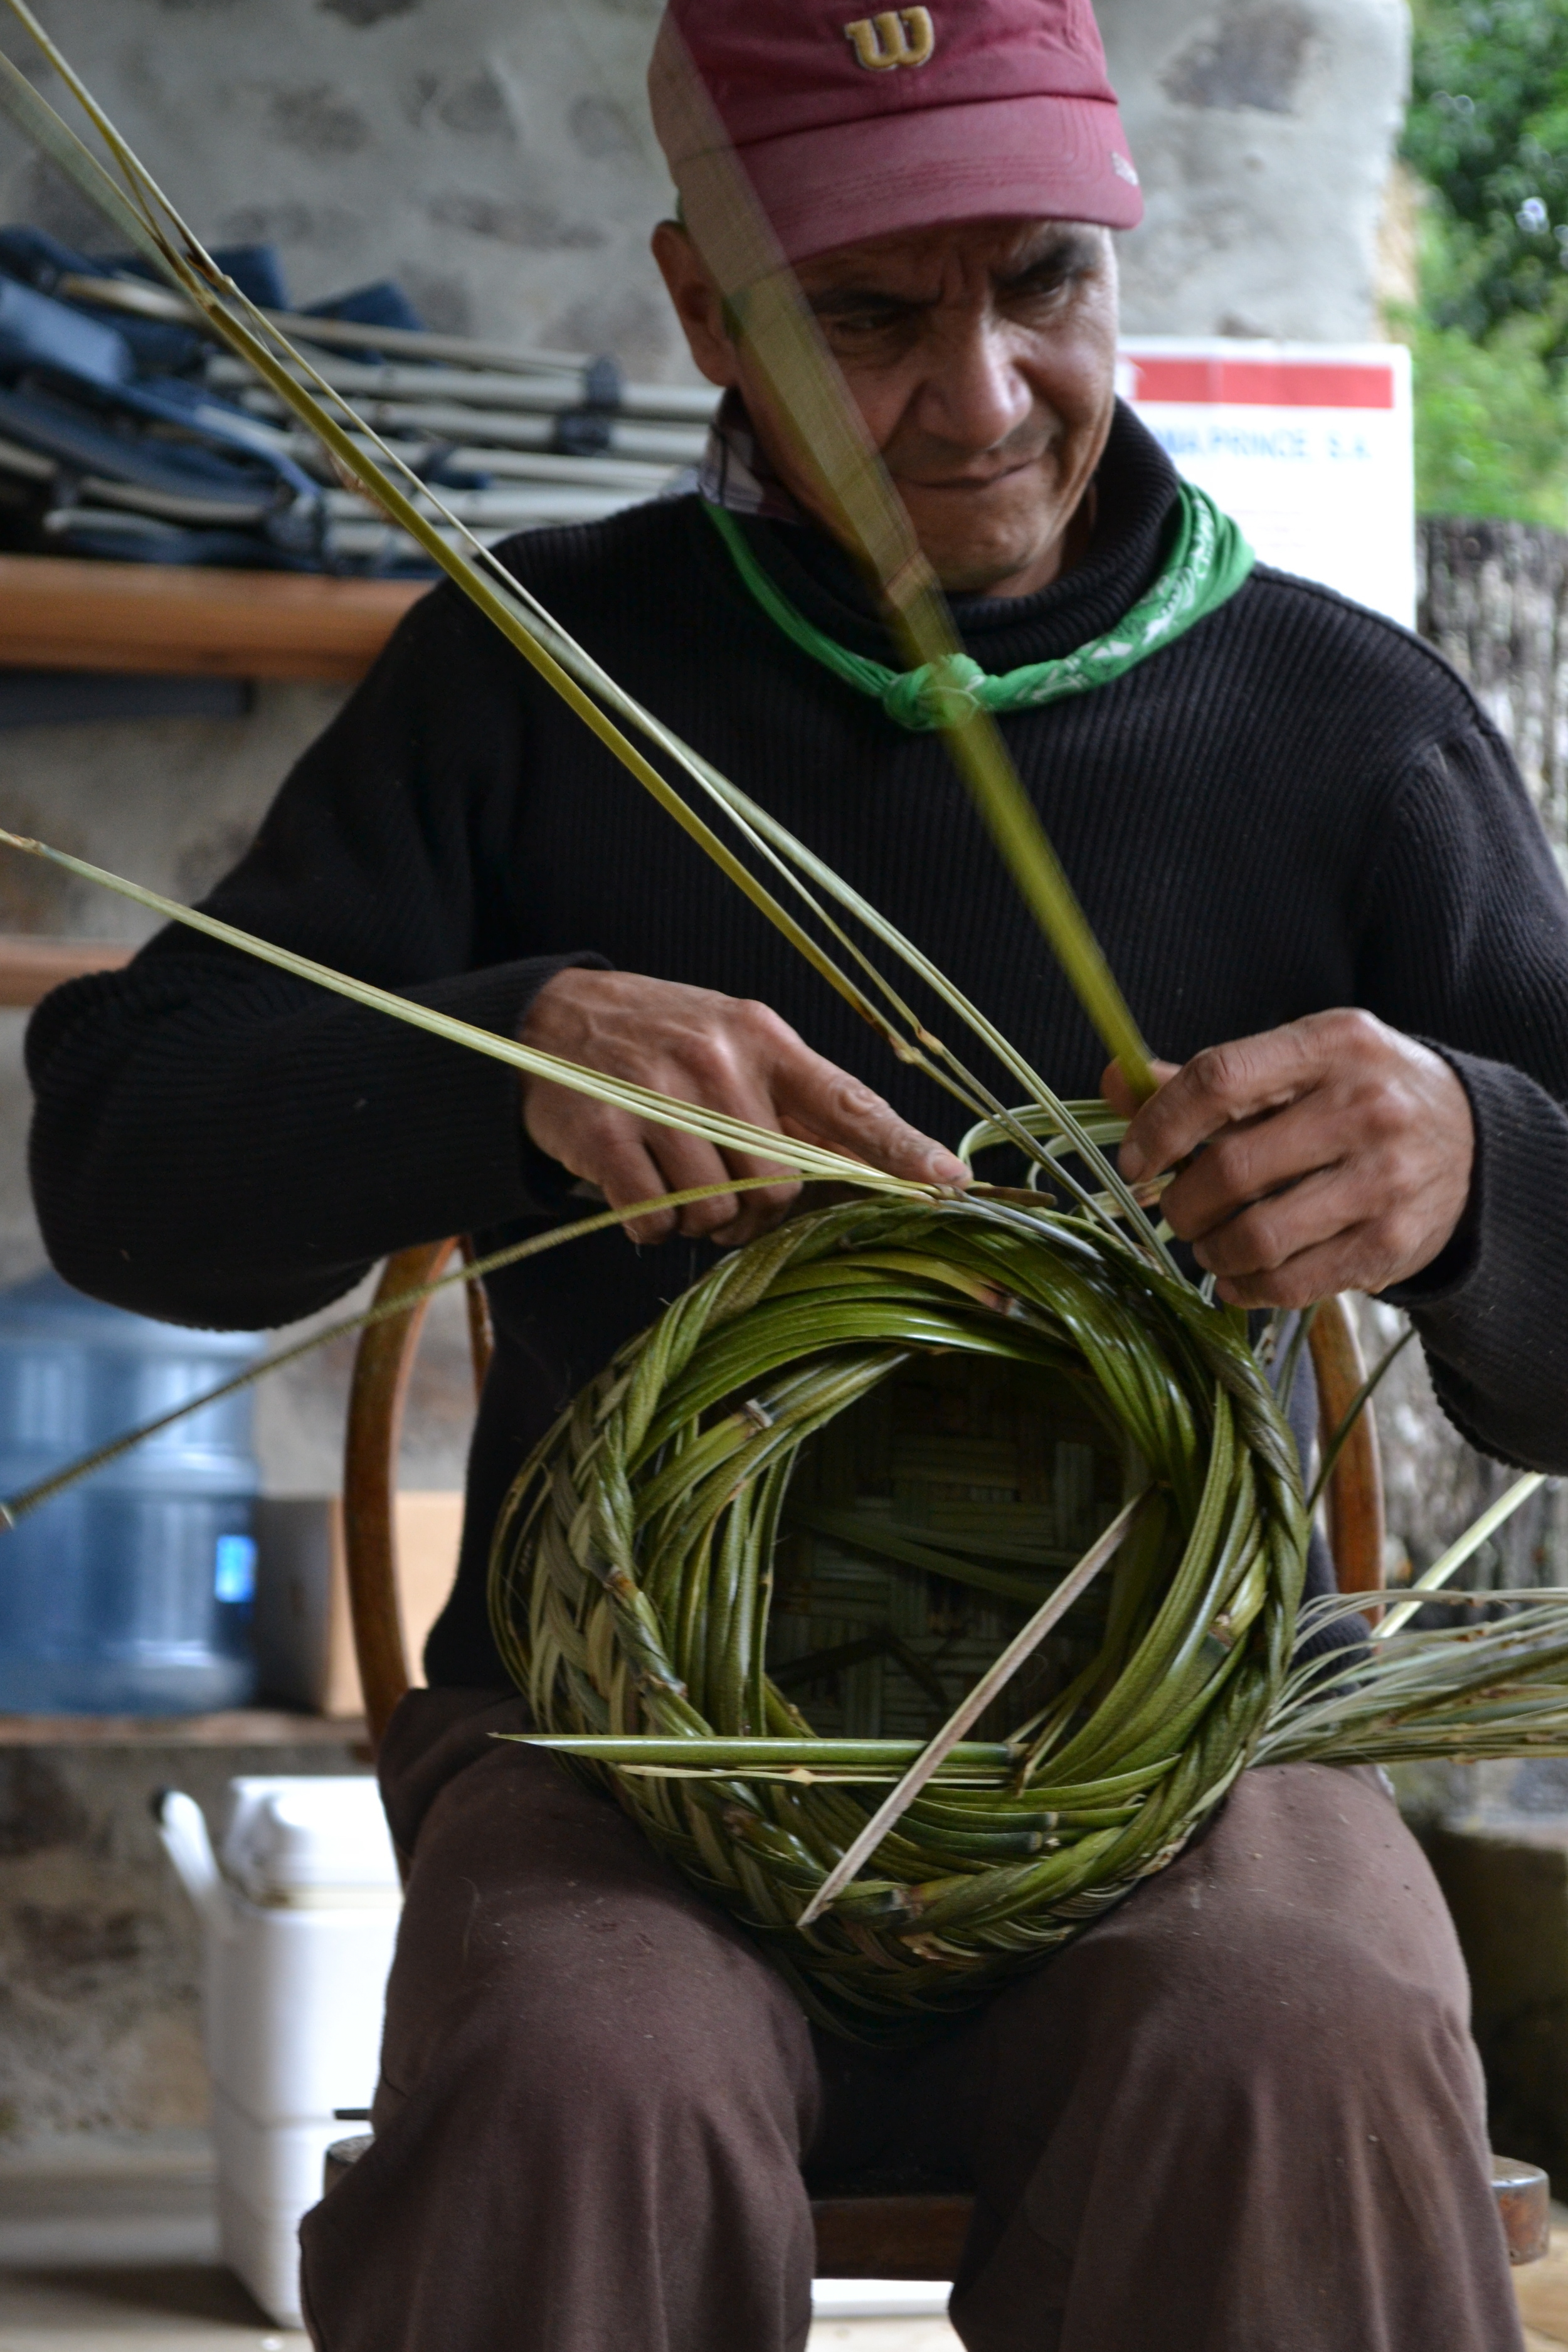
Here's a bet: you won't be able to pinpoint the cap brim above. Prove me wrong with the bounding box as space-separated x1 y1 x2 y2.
712 93 1142 265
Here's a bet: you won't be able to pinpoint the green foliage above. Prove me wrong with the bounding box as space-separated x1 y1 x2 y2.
1406 0 1568 355
1406 300 1568 522
1404 0 1568 516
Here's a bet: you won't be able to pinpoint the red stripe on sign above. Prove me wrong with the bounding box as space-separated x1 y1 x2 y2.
1126 358 1395 410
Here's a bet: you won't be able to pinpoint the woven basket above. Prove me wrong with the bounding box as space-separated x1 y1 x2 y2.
489 1195 1307 2040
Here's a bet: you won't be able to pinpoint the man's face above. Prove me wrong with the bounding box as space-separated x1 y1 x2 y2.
654 216 1120 598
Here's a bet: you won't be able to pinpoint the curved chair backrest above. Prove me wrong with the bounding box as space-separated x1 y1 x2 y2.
1307 1294 1385 1614
342 1238 491 1747
341 1248 1385 1752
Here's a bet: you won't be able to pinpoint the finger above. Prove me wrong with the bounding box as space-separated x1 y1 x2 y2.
1162 1096 1348 1244
1100 1057 1179 1121
773 1038 968 1188
706 1151 803 1246
640 1125 746 1241
601 1124 747 1242
1119 1022 1341 1184
698 1073 811 1244
1196 1147 1451 1302
595 1133 681 1245
1210 1225 1389 1313
1190 1163 1366 1286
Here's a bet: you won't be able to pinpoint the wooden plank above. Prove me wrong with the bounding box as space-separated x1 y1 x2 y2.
0 555 424 682
0 1708 368 1745
812 2160 1545 2284
810 2193 971 2281
0 936 134 1009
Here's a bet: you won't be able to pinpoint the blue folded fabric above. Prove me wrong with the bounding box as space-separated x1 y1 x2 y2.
0 227 445 572
0 225 205 374
0 274 131 389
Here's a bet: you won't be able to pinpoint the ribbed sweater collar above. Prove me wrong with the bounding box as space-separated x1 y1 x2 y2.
716 401 1184 677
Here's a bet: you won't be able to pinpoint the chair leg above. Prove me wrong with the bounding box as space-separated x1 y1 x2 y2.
1492 2154 1550 2266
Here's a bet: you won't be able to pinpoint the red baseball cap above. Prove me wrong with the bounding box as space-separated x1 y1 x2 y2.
649 0 1142 267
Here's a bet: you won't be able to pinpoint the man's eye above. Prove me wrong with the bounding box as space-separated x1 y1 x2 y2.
826 311 902 337
1007 270 1081 309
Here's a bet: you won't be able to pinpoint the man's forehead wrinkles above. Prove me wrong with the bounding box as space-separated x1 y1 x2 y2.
1004 228 1099 272
807 283 940 315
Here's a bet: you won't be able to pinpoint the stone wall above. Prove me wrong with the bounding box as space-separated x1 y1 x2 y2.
0 0 687 378
1102 0 1411 340
1421 519 1568 853
0 1735 363 2142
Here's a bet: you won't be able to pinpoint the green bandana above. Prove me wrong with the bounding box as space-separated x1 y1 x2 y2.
703 482 1255 733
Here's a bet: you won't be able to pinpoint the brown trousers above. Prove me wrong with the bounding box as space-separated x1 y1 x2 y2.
300 1690 1522 2352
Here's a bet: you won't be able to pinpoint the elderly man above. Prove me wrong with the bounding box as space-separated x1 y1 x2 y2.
26 1 1568 2346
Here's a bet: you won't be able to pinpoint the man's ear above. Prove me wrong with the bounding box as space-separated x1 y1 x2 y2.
650 220 739 391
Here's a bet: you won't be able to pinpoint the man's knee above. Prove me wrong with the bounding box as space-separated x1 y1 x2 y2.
1056 1763 1477 2129
376 1747 817 2148
1131 1861 1459 2100
400 1899 811 2141
985 1764 1476 2119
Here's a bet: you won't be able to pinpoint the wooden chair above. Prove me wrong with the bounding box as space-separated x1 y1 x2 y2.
336 1247 1550 2274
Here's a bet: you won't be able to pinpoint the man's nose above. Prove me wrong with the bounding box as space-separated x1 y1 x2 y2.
916 318 1034 453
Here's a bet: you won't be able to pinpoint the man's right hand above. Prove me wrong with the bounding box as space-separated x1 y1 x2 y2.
519 968 968 1247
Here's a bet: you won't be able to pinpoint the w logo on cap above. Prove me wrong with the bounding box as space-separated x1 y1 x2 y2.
844 9 936 70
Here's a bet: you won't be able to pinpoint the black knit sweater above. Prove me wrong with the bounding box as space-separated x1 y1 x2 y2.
26 407 1568 1685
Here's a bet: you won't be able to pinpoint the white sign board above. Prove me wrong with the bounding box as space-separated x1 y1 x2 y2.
1118 339 1416 627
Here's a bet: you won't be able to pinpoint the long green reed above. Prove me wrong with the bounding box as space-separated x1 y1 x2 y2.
0 830 935 1197
0 1178 800 1530
1373 1472 1547 1639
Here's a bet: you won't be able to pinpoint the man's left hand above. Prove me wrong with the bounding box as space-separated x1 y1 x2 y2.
1101 1009 1475 1308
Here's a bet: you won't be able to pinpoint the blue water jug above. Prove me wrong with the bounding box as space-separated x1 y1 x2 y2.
0 1270 263 1713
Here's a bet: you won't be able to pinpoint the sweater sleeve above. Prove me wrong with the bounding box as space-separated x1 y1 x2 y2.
1359 722 1568 1470
25 581 600 1330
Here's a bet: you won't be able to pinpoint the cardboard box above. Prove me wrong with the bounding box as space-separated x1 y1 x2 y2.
253 1493 463 1716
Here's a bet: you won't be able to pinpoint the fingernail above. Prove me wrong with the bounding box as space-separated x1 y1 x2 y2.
930 1151 969 1186
1120 1142 1147 1182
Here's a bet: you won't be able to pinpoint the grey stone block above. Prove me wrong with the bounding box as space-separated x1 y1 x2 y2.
1428 1811 1568 2190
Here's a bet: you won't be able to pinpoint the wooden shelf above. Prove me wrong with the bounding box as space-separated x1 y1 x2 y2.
0 1708 368 1746
0 554 423 683
0 936 133 1009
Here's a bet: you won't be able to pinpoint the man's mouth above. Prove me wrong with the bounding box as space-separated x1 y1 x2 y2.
899 450 1052 496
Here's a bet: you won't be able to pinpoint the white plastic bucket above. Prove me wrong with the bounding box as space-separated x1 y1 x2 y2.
157 1776 401 2328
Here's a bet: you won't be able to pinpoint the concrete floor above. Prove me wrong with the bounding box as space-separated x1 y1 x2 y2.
1520 2233 1568 2352
0 2138 963 2351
